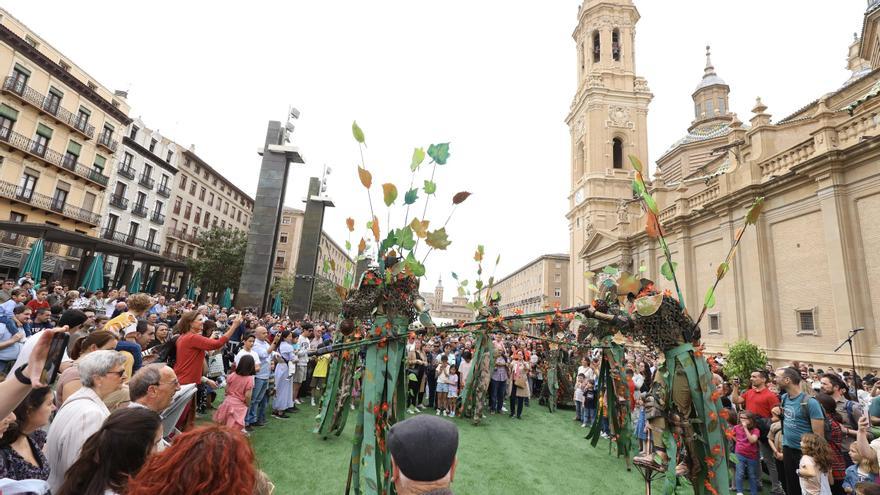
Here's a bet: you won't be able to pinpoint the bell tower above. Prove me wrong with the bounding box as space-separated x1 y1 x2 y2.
567 0 652 304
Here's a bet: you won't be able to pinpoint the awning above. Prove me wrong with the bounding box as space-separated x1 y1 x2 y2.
0 221 187 269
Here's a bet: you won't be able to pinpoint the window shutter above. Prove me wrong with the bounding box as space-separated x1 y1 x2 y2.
13 63 31 76
94 154 106 168
67 140 82 156
36 123 53 138
0 104 19 121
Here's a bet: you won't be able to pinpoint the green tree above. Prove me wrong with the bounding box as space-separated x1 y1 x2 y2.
723 340 768 383
310 276 342 319
188 227 248 298
271 274 296 307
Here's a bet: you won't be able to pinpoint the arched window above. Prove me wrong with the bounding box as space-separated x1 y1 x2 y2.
612 138 623 169
592 31 601 63
612 29 621 61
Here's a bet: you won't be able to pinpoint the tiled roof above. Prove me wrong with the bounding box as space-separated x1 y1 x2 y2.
846 78 880 114
661 122 733 157
869 0 880 13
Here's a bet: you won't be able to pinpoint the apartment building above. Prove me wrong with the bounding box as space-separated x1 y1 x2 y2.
483 254 570 316
0 9 130 282
272 206 352 288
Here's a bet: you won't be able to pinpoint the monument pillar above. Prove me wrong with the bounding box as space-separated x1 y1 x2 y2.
289 177 334 319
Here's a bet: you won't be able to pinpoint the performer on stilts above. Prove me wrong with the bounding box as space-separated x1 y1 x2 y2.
458 293 502 426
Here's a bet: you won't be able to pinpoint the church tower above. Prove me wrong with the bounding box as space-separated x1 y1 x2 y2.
567 0 652 305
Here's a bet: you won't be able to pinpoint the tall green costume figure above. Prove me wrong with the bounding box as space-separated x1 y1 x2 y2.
458 293 501 426
314 323 362 438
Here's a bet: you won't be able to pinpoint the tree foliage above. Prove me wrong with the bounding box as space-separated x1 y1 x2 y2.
310 276 342 318
188 227 248 296
723 340 768 383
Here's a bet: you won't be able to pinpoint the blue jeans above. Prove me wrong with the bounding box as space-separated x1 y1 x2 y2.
246 377 269 425
583 406 596 426
735 453 759 495
489 379 506 413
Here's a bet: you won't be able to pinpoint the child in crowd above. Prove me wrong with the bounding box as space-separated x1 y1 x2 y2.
798 433 833 495
583 379 596 428
446 365 459 418
855 482 880 495
574 373 585 424
436 358 450 416
843 442 879 493
214 354 256 435
599 393 610 438
733 411 761 495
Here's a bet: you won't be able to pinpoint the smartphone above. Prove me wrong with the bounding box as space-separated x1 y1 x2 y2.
41 332 70 385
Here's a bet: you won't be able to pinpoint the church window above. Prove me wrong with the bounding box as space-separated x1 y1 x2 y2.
718 98 726 115
612 138 623 169
705 100 714 116
592 31 601 63
612 29 621 61
695 102 701 118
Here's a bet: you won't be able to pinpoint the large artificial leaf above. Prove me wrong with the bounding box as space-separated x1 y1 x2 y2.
427 143 450 165
382 183 398 206
660 260 678 281
704 286 717 309
475 279 484 290
343 272 353 289
635 293 664 316
616 272 640 296
345 240 351 251
632 179 646 197
409 218 430 238
380 230 398 253
716 262 729 280
371 216 380 242
425 227 452 250
352 121 365 144
322 259 331 273
423 180 437 195
452 191 472 205
346 217 355 232
404 188 419 205
358 238 366 254
628 155 644 173
641 192 659 214
398 226 416 250
602 265 619 276
405 252 425 277
474 245 485 262
410 148 425 171
495 254 501 265
745 197 765 225
451 272 459 280
358 167 372 189
588 283 599 291
646 211 664 238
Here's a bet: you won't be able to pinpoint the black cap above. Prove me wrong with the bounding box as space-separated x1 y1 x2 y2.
388 415 458 482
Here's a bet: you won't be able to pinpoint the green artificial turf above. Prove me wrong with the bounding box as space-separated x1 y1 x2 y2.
242 402 648 495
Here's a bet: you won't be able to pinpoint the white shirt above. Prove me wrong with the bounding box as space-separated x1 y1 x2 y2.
46 386 111 492
235 348 260 367
296 335 310 365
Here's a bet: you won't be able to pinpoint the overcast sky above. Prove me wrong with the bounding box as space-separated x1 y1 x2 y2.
5 0 866 294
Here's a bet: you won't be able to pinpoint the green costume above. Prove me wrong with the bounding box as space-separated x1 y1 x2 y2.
459 298 500 425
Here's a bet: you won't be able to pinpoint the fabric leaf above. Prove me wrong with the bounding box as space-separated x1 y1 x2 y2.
382 183 398 207
704 286 716 309
371 216 380 243
423 180 437 195
716 262 729 280
425 228 451 250
410 148 425 171
452 191 472 205
635 293 664 316
628 155 643 173
660 260 678 281
474 245 484 262
404 188 418 205
632 179 646 197
345 240 352 251
358 167 372 189
745 197 765 225
398 226 416 250
409 218 430 238
645 211 664 238
358 238 366 255
427 143 450 165
346 217 355 232
602 265 619 276
352 121 365 144
641 192 659 214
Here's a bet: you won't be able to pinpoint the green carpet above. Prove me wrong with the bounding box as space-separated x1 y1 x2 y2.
242 402 647 494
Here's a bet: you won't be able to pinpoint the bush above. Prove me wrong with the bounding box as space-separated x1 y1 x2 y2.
723 340 768 383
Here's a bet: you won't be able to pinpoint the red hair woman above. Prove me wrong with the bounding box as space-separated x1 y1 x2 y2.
126 425 258 495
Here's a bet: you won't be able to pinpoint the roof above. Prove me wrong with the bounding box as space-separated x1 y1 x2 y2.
846 78 880 115
660 121 734 159
694 46 727 93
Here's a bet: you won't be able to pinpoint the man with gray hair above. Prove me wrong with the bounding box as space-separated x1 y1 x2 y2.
129 363 180 412
46 349 127 492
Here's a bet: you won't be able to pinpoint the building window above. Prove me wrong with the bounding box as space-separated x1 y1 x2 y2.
554 288 561 297
612 138 623 169
795 308 818 335
224 203 229 215
51 186 68 210
59 60 71 72
160 175 169 188
179 175 187 190
554 273 561 282
194 207 202 224
208 192 214 206
106 214 118 234
149 138 157 152
166 150 173 162
31 126 51 156
718 98 726 115
18 172 37 200
45 87 62 114
694 102 701 118
122 152 133 168
189 181 196 195
154 200 163 214
708 313 721 334
24 35 39 48
203 212 210 228
113 181 126 197
143 163 153 180
10 64 29 93
611 29 621 61
199 186 206 201
184 202 192 219
592 30 600 63
280 232 288 243
705 100 714 116
135 192 147 208
237 210 242 222
129 125 139 140
173 197 182 214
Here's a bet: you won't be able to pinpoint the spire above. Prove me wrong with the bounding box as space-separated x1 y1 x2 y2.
694 44 727 92
704 45 716 78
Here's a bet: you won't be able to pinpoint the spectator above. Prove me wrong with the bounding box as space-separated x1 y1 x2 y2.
776 366 826 495
26 288 49 313
147 322 170 350
30 308 54 333
104 293 153 338
234 332 259 367
798 433 833 495
119 319 156 376
55 330 118 406
734 410 761 495
489 353 508 414
821 373 864 459
0 305 28 375
57 407 162 495
272 330 294 419
173 311 242 431
406 339 428 414
0 387 54 482
292 325 312 405
312 345 331 409
150 295 168 316
46 285 64 309
388 415 459 495
732 369 783 494
245 326 280 428
216 354 256 434
815 393 847 494
509 351 530 420
126 425 258 495
46 349 127 492
129 363 181 413
0 279 14 304
11 310 88 374
844 440 879 493
0 289 28 322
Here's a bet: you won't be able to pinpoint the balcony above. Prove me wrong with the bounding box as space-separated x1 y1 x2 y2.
117 163 136 180
1 76 94 139
138 173 154 189
131 203 148 218
0 180 100 225
0 128 108 187
96 132 118 153
150 211 165 225
109 193 128 210
101 229 160 253
167 228 199 244
156 183 171 198
161 248 187 262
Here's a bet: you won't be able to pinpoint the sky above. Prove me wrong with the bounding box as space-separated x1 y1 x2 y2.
3 0 867 294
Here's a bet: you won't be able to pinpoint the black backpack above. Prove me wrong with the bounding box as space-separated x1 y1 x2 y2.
155 334 180 368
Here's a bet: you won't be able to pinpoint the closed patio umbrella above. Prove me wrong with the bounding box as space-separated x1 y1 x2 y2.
20 238 44 284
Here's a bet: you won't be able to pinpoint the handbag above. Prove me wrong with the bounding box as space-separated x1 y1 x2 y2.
207 353 224 377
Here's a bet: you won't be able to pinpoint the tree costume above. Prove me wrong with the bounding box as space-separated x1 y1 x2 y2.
315 320 364 438
458 294 501 425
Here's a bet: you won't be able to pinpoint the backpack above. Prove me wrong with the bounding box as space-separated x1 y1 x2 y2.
155 334 180 368
781 392 816 437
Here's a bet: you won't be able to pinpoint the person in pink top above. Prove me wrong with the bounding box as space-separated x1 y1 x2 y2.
734 410 761 495
214 354 256 434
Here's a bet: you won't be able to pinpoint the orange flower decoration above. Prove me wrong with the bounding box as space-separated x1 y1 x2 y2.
383 355 389 362
381 402 389 412
718 408 730 420
710 389 722 401
711 444 721 455
342 351 350 359
708 411 717 421
513 309 524 315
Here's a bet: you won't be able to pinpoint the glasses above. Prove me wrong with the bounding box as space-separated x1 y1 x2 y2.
157 379 180 387
106 370 126 377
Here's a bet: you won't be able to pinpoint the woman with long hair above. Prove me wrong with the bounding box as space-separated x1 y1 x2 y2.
799 432 834 495
55 330 118 406
815 393 847 495
57 407 162 495
126 425 258 495
0 387 54 481
272 330 294 419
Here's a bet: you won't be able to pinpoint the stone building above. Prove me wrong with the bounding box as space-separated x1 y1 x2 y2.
271 206 352 289
0 8 130 284
420 277 473 324
569 0 880 369
484 254 570 316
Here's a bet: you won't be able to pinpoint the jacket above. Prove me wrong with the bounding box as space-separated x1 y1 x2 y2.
46 386 111 492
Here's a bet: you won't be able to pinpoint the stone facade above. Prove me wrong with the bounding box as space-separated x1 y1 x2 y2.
570 0 880 369
485 254 570 316
420 277 473 324
271 206 352 289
